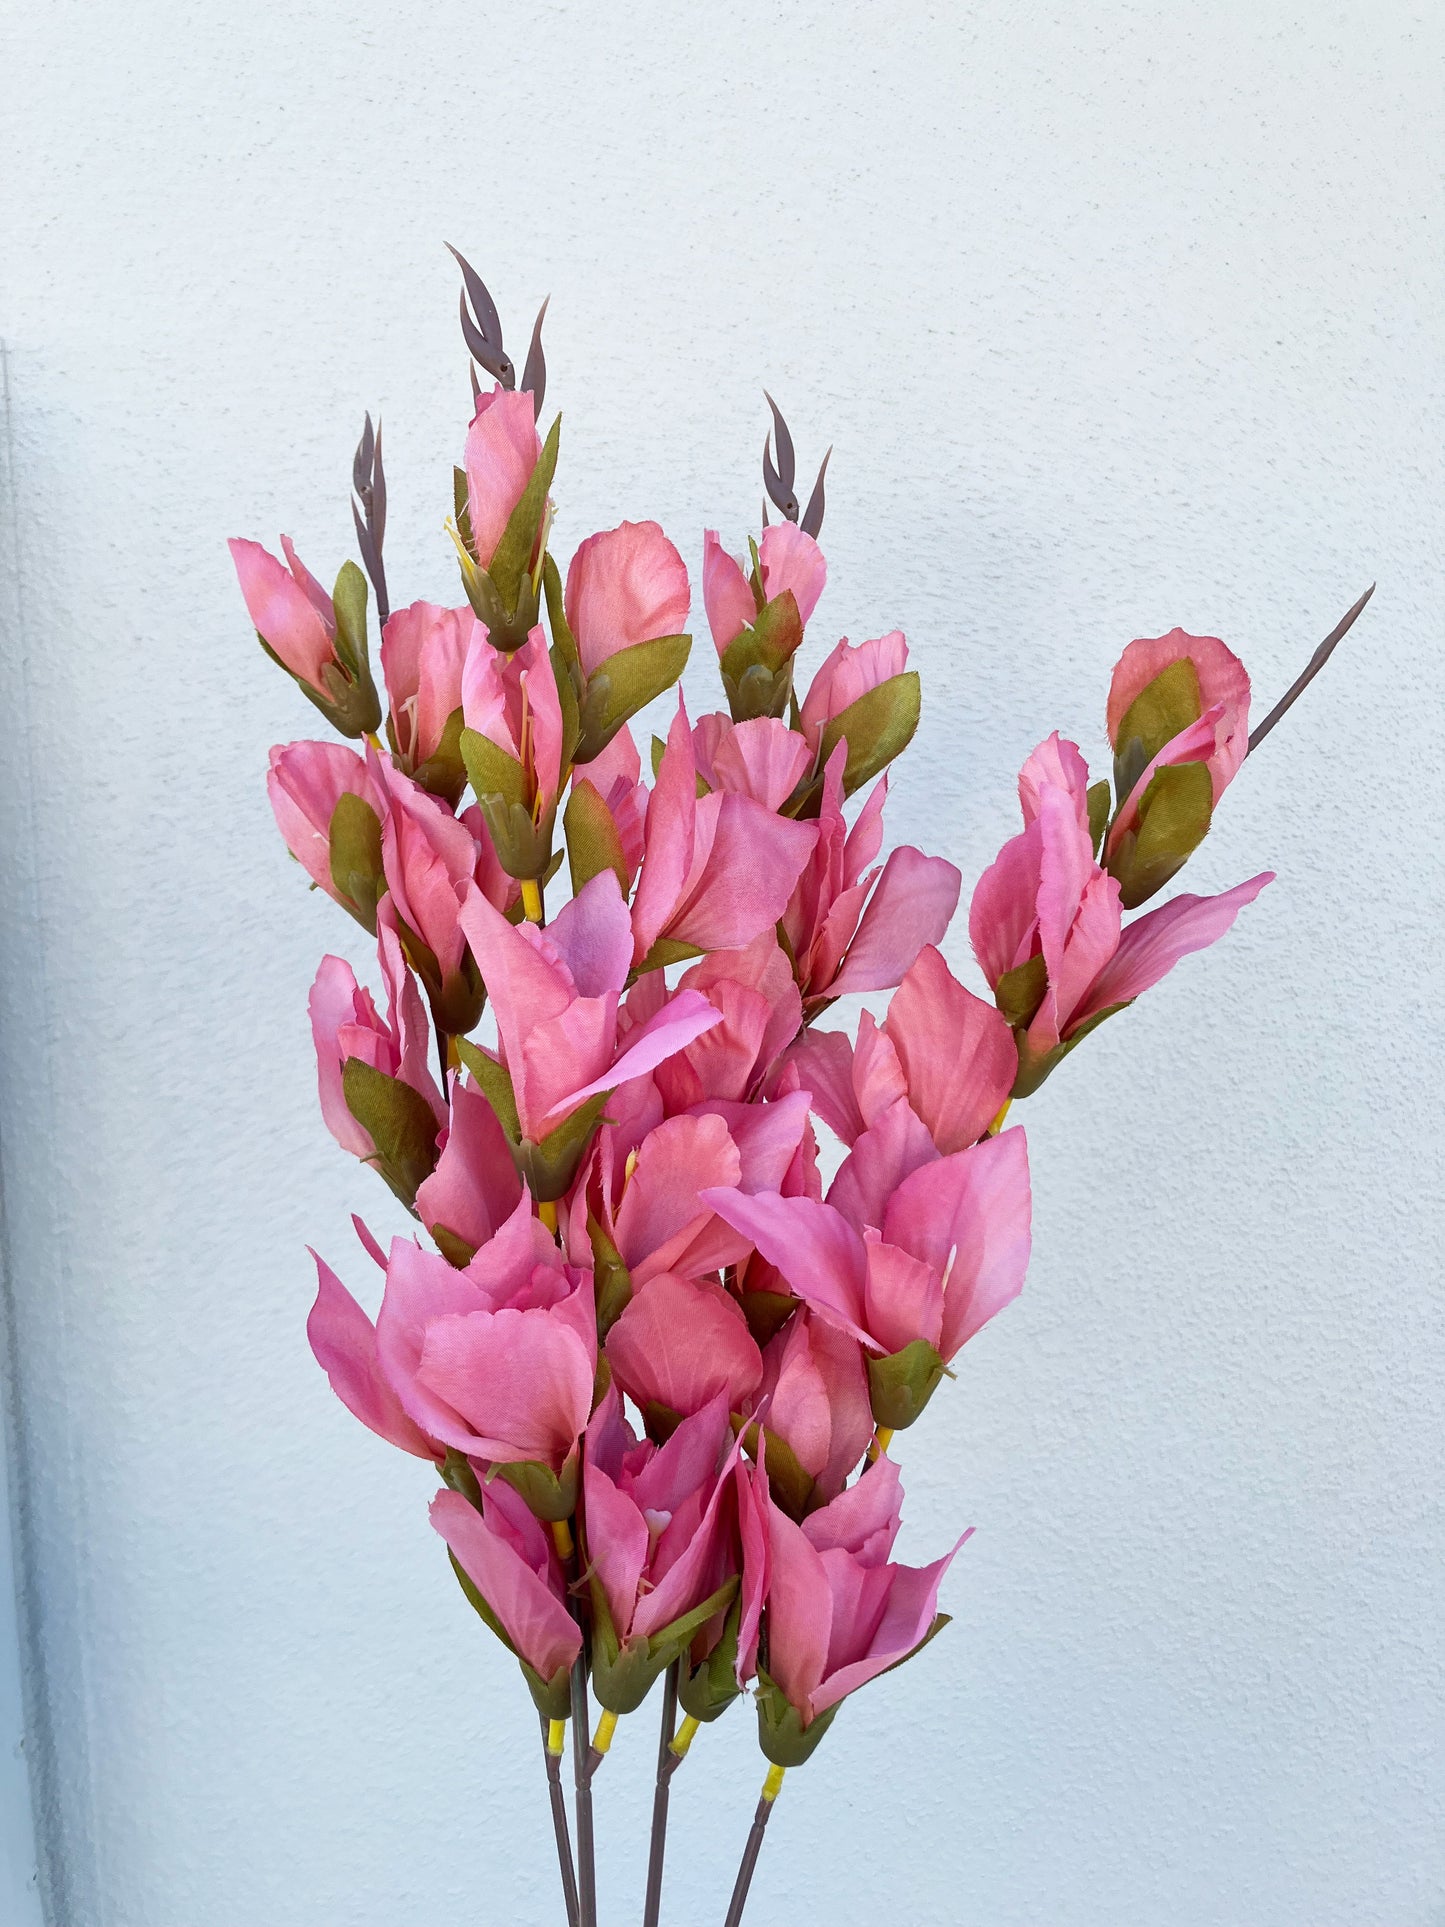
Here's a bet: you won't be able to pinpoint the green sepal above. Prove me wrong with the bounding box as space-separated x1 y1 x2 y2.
1010 1000 1133 1098
446 1549 572 1720
452 465 474 558
454 1040 521 1141
515 1091 611 1202
431 1223 479 1269
258 623 381 740
1086 779 1111 857
565 781 630 898
640 1400 684 1444
542 551 582 677
754 1667 841 1767
589 1215 633 1336
677 1596 746 1724
1108 760 1213 909
341 1057 441 1210
459 726 528 812
865 1337 946 1431
433 956 487 1038
474 794 558 882
495 1449 579 1524
575 633 693 764
739 1288 798 1349
650 734 667 780
733 1415 814 1520
408 706 469 809
327 791 385 934
993 952 1047 1030
330 561 370 680
441 1448 483 1506
634 937 705 977
817 670 921 797
718 593 803 724
1113 657 1202 799
588 1573 739 1716
488 414 561 612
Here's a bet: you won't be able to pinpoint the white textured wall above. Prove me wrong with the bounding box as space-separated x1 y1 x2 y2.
1 5 1441 1924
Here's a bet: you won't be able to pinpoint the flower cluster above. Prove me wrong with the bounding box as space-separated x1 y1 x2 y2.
235 257 1322 1927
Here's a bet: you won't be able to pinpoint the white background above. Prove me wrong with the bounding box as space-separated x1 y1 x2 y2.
1 4 1441 1924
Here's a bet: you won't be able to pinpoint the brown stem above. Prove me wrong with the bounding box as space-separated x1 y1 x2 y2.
722 1791 778 1927
641 1664 680 1927
539 1719 580 1927
1247 585 1375 754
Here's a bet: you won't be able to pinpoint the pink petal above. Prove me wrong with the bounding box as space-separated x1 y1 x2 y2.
883 947 1018 1153
828 847 962 997
699 1190 873 1348
544 870 634 999
707 718 813 811
761 1487 833 1712
229 538 335 693
810 1536 970 1717
968 821 1043 989
565 520 691 679
1107 629 1251 800
759 522 827 625
606 1274 763 1418
307 1254 437 1458
417 1304 596 1465
415 1081 523 1254
581 1457 651 1642
702 530 757 655
464 386 541 570
1070 872 1275 1026
430 1489 581 1681
1018 732 1092 830
826 1096 938 1237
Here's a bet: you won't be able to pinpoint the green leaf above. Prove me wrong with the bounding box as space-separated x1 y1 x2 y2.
454 1039 521 1142
565 781 629 897
633 936 706 976
1086 779 1111 857
330 560 370 680
1115 657 1202 774
866 1337 946 1431
754 1667 841 1768
718 591 803 683
993 953 1047 1030
819 670 921 796
327 791 385 934
541 551 580 675
496 1452 579 1523
588 1215 633 1336
488 413 561 606
452 465 474 556
575 633 692 763
459 726 528 810
517 1091 611 1202
341 1057 441 1209
1111 759 1213 909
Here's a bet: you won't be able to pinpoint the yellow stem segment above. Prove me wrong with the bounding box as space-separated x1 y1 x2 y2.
547 1718 567 1758
866 1426 895 1464
668 1714 701 1763
986 1098 1012 1137
365 731 383 754
538 1197 559 1235
761 1764 786 1804
591 1708 619 1758
521 876 544 923
550 1518 574 1560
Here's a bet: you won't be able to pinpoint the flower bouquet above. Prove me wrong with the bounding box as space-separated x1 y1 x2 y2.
231 252 1369 1926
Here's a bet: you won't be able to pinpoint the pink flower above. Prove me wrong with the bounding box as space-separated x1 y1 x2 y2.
799 632 909 753
970 735 1273 1083
307 1252 440 1460
431 1483 582 1685
376 1196 596 1469
691 715 813 811
380 601 475 767
702 524 827 656
748 1310 873 1510
583 1388 740 1644
457 869 723 1145
461 624 564 820
566 726 649 890
308 912 445 1163
564 520 691 678
415 1079 523 1260
630 697 817 966
1108 629 1250 804
759 1455 968 1726
267 740 387 908
377 757 512 1024
606 1273 764 1423
782 746 961 1005
646 935 802 1111
465 386 543 570
704 1107 1032 1375
787 946 1017 1156
229 536 337 695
